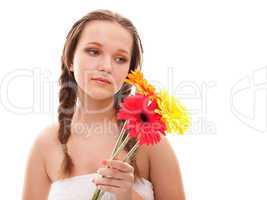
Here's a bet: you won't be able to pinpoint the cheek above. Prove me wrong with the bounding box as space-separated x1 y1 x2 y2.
72 53 97 87
114 68 130 91
73 67 93 93
73 52 97 71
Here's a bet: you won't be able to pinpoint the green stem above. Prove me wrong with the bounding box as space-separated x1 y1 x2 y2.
99 191 104 198
111 120 128 156
123 143 140 162
111 134 130 160
91 188 101 200
90 121 129 200
91 139 139 200
94 136 132 199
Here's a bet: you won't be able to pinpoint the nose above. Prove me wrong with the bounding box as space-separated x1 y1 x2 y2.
97 55 112 74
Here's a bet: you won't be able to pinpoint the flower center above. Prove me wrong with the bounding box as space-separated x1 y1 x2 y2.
140 112 148 122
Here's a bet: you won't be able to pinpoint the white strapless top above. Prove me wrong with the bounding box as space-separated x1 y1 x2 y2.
48 173 154 200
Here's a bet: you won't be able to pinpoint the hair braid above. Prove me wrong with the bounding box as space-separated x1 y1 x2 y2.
57 62 77 179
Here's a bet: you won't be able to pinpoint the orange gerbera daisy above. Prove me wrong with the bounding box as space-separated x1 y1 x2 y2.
125 69 156 97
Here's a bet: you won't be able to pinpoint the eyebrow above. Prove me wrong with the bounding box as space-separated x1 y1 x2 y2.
86 42 130 56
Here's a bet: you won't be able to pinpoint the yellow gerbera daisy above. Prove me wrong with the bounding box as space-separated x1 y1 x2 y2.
125 69 156 96
155 89 190 134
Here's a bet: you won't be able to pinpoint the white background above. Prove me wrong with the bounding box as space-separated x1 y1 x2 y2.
0 0 267 199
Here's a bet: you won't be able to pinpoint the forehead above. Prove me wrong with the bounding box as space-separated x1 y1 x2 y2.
78 20 133 53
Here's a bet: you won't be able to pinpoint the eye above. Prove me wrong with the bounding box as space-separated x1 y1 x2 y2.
85 48 100 56
114 56 128 64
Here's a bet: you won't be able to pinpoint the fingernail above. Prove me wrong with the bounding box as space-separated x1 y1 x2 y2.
101 159 107 165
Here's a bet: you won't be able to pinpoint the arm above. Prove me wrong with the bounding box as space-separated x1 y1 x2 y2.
148 137 186 200
22 131 51 200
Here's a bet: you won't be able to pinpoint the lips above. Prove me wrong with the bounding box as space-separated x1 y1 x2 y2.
91 77 111 84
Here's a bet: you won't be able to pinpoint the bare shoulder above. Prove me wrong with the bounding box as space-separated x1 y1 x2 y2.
33 123 61 166
134 143 150 180
36 123 63 180
22 123 59 200
146 137 186 200
27 123 60 176
36 123 60 148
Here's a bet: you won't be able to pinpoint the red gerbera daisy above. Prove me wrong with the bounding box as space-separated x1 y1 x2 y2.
117 94 166 145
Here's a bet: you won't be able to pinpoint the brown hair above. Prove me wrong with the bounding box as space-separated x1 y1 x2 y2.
57 9 143 181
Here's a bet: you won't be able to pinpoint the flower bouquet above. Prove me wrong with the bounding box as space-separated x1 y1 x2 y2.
91 69 190 200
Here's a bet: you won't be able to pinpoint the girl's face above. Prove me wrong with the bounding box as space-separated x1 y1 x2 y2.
70 21 133 100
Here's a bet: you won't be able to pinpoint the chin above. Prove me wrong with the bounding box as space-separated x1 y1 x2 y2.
86 89 114 101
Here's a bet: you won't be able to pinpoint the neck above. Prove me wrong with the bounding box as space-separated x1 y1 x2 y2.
70 89 120 139
73 89 117 124
71 105 119 139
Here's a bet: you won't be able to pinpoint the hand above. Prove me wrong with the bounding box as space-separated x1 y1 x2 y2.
93 159 135 200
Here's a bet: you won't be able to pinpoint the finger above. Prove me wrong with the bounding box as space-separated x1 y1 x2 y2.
104 159 134 173
96 184 121 194
95 176 131 191
97 167 134 182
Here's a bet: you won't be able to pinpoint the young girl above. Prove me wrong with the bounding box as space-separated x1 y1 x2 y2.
22 10 185 200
